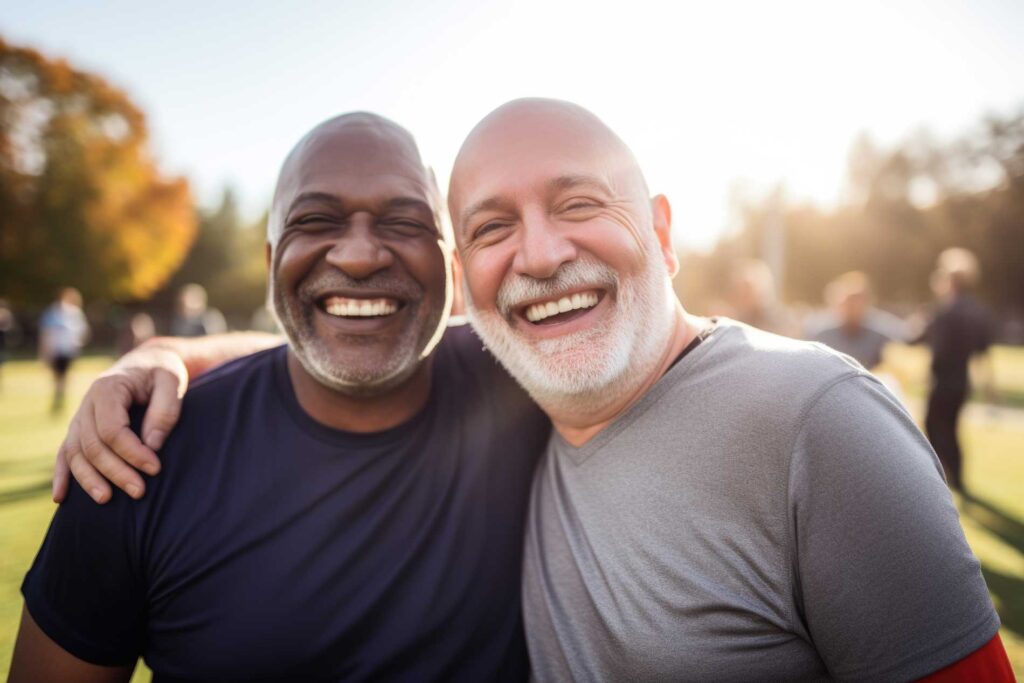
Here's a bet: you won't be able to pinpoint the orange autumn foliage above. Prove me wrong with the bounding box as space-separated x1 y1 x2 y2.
0 37 196 305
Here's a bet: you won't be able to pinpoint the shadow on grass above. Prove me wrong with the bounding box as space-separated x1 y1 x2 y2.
981 566 1024 637
963 492 1024 554
962 492 1024 637
0 480 51 506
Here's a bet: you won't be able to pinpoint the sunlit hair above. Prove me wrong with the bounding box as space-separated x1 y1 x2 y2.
936 247 980 291
57 287 83 308
825 271 872 307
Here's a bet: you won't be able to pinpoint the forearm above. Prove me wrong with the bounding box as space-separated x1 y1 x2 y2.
139 332 283 379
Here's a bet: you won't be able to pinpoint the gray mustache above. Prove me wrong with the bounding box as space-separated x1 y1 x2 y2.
496 258 618 316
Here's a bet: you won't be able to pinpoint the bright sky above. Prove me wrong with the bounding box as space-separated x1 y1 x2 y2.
3 0 1023 249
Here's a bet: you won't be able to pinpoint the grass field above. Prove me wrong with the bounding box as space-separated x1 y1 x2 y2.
1 348 1023 678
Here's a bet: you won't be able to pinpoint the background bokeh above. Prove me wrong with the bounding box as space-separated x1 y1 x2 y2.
1 0 1022 677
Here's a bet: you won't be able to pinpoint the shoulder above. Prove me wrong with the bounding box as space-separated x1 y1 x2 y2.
645 319 873 450
434 321 516 385
707 319 867 390
133 346 285 438
188 344 283 395
434 320 546 424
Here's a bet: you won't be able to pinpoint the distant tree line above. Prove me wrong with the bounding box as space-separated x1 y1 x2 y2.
676 108 1024 320
148 188 268 325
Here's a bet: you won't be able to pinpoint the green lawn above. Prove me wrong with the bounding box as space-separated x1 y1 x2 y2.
1 351 1023 678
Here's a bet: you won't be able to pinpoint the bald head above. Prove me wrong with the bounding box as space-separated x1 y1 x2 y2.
269 112 436 246
449 98 650 238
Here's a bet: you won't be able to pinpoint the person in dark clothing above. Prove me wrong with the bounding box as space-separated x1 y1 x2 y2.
918 248 994 492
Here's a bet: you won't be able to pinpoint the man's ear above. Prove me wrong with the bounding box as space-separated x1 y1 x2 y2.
265 242 272 268
651 194 679 278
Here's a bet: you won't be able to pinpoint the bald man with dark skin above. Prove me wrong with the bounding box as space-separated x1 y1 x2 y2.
12 112 548 682
43 100 1012 681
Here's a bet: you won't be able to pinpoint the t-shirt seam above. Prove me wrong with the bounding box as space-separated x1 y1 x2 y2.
781 367 874 636
829 608 1000 681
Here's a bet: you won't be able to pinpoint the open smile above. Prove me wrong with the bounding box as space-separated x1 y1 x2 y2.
516 288 607 328
312 292 410 334
319 295 403 318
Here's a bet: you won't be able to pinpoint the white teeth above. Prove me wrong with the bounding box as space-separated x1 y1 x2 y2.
323 297 399 318
524 291 600 323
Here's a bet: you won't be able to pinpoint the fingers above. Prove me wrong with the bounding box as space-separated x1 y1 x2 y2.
67 446 112 504
52 442 70 503
94 387 161 476
141 369 185 451
78 403 146 500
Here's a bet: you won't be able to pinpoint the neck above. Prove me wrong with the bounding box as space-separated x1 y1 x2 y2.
546 303 701 447
286 351 433 432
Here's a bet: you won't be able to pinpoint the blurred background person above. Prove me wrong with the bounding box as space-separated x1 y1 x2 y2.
170 283 227 338
717 258 800 337
116 312 156 356
0 299 20 392
808 271 909 370
38 287 90 413
915 248 995 493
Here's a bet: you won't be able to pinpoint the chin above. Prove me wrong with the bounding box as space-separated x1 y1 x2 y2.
299 345 423 397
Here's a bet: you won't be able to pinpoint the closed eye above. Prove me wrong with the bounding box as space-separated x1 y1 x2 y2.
381 219 432 236
473 221 511 240
561 198 601 212
292 214 337 226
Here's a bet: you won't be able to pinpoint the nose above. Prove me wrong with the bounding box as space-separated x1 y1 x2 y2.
324 214 395 279
512 208 577 279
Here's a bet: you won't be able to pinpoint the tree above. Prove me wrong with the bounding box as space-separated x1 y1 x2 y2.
155 188 269 319
0 38 196 307
678 107 1024 320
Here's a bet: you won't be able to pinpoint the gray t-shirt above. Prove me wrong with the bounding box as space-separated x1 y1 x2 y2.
523 320 998 682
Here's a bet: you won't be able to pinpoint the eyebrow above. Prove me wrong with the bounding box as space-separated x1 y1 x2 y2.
382 196 435 214
285 191 345 216
547 173 613 196
459 196 514 232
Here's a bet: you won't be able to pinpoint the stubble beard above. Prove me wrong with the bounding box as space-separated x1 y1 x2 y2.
269 271 429 398
464 250 675 416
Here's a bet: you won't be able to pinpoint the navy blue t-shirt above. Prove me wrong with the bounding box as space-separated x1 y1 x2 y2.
22 324 551 682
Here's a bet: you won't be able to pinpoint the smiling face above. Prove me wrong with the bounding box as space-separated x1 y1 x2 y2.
449 99 678 408
269 114 450 396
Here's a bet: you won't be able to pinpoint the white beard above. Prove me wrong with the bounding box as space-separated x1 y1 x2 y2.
465 248 675 413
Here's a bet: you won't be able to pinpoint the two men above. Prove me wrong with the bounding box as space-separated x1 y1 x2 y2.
18 101 1010 680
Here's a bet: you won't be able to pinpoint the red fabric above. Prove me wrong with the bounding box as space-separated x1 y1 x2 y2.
915 634 1015 682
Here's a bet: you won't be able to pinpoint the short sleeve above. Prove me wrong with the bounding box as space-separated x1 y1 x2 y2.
788 375 999 682
21 480 145 665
